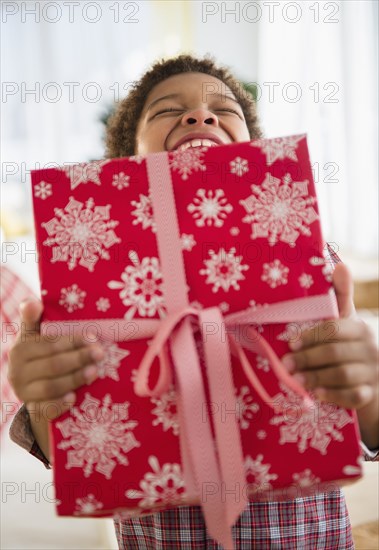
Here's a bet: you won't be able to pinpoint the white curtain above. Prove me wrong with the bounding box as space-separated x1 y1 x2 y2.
256 0 378 259
1 0 191 250
2 1 378 261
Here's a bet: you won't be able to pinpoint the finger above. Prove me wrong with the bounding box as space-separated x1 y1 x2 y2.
18 299 43 339
291 363 373 391
288 317 370 351
332 263 355 318
282 341 374 372
20 344 104 385
22 364 100 403
26 393 77 422
312 385 374 410
11 333 99 362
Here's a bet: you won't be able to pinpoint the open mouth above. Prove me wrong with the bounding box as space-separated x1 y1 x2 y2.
173 138 222 152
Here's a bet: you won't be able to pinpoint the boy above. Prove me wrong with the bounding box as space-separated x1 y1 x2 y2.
9 54 379 549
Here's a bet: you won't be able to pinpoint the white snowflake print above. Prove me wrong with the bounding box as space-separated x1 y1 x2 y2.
277 321 317 342
130 194 157 233
189 300 203 310
256 430 267 440
230 156 249 177
244 454 278 494
56 393 140 479
309 256 333 282
112 172 130 190
125 455 187 507
181 233 196 251
169 147 207 180
42 196 120 272
96 297 110 312
34 181 52 200
269 382 353 455
250 135 304 165
129 154 144 164
230 226 240 236
342 464 362 476
249 299 268 310
74 494 103 516
62 159 110 190
187 188 233 227
292 469 321 488
240 172 318 246
322 263 333 282
150 386 179 436
108 250 166 320
235 386 260 430
249 300 268 332
218 301 230 313
59 284 86 313
200 247 249 293
96 342 130 381
256 355 270 372
261 259 289 288
248 300 269 332
298 273 314 289
309 256 324 267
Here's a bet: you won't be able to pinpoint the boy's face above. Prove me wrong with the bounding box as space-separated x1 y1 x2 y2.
135 72 250 155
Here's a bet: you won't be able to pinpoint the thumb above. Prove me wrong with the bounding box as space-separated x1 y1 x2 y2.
19 298 44 338
332 263 355 318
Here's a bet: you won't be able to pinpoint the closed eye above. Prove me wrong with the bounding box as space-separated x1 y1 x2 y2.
216 108 240 114
153 108 183 116
150 107 242 119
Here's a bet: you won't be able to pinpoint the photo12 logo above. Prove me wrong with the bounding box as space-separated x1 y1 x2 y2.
1 81 137 103
1 2 140 24
202 2 340 24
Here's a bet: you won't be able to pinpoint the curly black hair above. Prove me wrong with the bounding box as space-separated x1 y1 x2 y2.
105 53 262 158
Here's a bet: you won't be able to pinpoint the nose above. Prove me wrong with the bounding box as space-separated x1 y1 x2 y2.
181 108 219 127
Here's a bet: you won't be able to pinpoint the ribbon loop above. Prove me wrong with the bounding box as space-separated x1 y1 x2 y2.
133 306 197 397
228 327 313 412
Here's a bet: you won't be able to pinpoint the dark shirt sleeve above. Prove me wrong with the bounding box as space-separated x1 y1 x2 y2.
9 403 51 469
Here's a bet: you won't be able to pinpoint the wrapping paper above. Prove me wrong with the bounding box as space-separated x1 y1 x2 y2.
31 135 362 549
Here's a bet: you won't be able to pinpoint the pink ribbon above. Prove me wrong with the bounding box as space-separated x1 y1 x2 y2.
145 152 245 548
139 153 338 548
41 152 339 550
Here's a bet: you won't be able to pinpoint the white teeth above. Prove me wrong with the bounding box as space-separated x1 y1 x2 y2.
176 138 219 151
178 142 191 151
202 139 214 147
191 139 202 147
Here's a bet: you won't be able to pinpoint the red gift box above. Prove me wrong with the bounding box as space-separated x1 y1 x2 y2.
31 135 363 550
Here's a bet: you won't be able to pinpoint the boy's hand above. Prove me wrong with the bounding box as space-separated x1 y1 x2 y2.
281 263 379 410
8 299 104 421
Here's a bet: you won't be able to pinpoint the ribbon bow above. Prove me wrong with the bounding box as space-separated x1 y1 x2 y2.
132 294 337 549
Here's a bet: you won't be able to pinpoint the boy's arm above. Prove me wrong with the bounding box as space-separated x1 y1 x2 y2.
360 440 379 461
326 243 379 455
7 299 103 468
283 257 379 456
9 404 51 469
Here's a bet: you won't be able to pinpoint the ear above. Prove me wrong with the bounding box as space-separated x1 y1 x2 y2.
332 263 356 318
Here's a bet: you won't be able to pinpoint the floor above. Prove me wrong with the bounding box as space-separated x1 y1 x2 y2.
352 521 379 550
